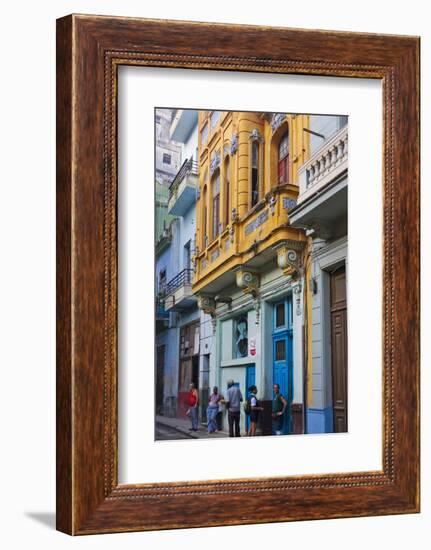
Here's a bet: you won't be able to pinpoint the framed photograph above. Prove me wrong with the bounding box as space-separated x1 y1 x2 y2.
56 14 420 535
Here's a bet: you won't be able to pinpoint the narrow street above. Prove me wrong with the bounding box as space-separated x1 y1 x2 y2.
155 415 230 440
155 421 194 440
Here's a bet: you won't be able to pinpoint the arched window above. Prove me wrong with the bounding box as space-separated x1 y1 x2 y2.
212 171 220 239
224 156 230 228
278 130 289 185
251 141 259 207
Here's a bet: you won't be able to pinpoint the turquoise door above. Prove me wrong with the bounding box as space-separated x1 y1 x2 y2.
246 364 256 390
245 364 255 433
272 299 293 434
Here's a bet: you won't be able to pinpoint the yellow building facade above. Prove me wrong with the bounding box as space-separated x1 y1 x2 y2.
155 107 347 436
192 110 311 435
193 110 309 296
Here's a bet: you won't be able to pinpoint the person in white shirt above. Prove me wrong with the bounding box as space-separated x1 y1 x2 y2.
248 385 263 437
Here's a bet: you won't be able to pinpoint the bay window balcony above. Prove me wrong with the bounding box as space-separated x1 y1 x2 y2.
168 158 199 216
297 125 348 204
290 125 348 239
164 268 197 311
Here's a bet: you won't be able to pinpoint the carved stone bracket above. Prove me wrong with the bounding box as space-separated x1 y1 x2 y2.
235 269 261 325
274 240 305 279
197 295 217 333
236 269 260 298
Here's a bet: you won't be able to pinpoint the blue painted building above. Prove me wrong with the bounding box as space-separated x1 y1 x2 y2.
156 109 214 421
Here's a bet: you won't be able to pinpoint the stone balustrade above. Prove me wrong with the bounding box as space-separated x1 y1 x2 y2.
298 125 348 204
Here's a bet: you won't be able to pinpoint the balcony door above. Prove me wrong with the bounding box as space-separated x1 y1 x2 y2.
278 130 289 185
156 345 165 415
212 171 220 239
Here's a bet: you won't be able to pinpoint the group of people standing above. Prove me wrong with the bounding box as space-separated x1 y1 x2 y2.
186 382 224 433
186 381 288 437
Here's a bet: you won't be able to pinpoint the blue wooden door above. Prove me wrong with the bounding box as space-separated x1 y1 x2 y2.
272 299 293 434
245 364 256 433
246 364 256 391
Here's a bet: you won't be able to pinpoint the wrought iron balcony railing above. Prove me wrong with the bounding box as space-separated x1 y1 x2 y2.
168 158 198 200
165 268 194 296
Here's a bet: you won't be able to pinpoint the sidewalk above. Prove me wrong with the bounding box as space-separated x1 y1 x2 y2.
155 414 230 439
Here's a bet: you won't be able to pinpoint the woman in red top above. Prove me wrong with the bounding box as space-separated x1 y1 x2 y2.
187 383 199 431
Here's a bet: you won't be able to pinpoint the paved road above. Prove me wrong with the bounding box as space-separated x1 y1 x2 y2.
155 422 194 441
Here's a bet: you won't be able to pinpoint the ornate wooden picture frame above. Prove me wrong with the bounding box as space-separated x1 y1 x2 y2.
56 14 420 535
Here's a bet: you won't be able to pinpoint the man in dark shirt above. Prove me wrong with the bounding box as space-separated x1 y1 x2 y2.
225 379 243 437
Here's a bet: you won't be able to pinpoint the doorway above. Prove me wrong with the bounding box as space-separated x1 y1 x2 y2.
272 297 293 434
330 265 348 432
178 320 200 418
156 345 165 415
244 364 256 433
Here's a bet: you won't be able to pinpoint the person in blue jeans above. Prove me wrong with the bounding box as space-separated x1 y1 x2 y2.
187 383 199 431
206 386 222 434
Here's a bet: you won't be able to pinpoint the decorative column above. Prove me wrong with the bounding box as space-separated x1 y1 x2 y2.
277 240 307 434
236 117 249 218
291 279 305 433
